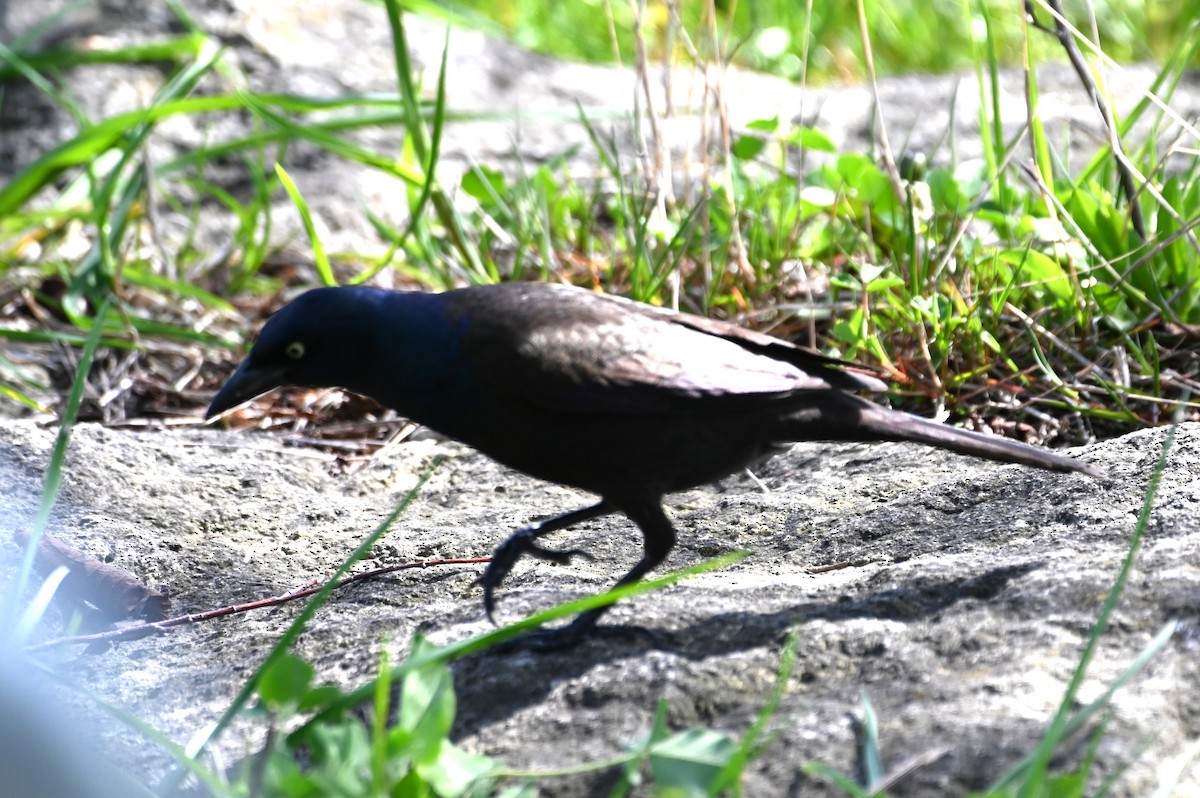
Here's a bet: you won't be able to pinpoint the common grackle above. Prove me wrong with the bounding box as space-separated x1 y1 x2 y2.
207 283 1100 646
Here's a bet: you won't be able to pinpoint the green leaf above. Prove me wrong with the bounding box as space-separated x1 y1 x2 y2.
909 294 950 323
120 265 235 311
0 382 49 414
835 154 889 201
925 167 965 212
731 134 768 161
864 276 906 293
979 329 1002 354
258 653 314 709
649 728 737 794
0 33 208 79
296 684 345 714
398 636 457 765
1062 183 1126 260
276 163 335 287
1090 283 1137 331
461 165 507 205
857 262 889 284
418 741 495 798
306 721 373 793
746 116 780 133
262 746 318 797
786 125 836 152
996 248 1075 307
390 768 430 797
830 308 868 350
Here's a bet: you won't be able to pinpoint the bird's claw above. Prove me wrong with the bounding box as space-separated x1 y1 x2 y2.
524 542 593 566
474 527 593 625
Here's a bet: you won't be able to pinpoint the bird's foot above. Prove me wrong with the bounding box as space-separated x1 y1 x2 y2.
474 526 594 624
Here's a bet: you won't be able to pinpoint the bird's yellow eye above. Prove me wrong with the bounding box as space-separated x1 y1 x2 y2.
286 341 305 360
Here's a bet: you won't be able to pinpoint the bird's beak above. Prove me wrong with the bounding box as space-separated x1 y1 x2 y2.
205 360 287 420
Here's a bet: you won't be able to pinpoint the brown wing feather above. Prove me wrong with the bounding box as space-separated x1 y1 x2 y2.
446 283 885 415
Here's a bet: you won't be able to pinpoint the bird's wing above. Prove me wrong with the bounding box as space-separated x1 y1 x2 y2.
451 284 885 416
595 291 887 392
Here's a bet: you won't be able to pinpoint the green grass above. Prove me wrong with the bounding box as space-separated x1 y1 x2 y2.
2 0 1197 794
439 0 1182 82
3 1 1197 433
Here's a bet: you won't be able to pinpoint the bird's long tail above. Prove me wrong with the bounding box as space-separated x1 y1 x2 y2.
802 394 1102 478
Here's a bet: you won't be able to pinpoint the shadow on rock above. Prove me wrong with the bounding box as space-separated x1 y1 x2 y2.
450 560 1044 738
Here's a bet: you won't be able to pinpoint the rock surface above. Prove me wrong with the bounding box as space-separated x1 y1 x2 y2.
3 418 1198 795
4 0 1200 794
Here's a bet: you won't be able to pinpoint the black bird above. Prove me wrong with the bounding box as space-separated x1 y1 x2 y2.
207 283 1099 645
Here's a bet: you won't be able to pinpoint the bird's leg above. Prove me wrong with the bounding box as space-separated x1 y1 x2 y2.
518 497 678 650
478 501 614 623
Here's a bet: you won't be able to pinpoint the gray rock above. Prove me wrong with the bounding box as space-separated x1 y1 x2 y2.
4 419 1198 795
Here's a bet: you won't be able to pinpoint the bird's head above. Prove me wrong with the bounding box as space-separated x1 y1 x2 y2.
205 286 398 420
